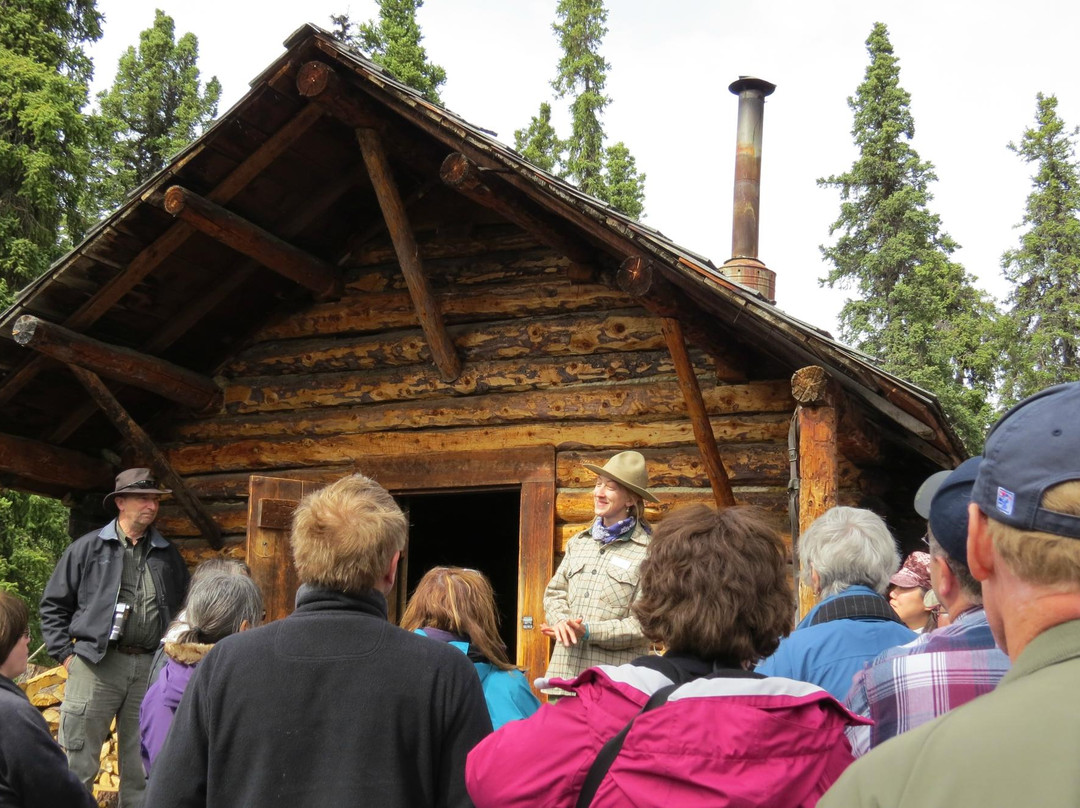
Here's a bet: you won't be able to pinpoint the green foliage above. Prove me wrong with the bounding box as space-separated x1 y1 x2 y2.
819 22 998 450
514 102 564 175
512 1 645 218
1000 93 1080 403
598 141 645 219
331 1 446 104
88 10 220 217
0 0 101 308
0 491 71 663
552 0 609 197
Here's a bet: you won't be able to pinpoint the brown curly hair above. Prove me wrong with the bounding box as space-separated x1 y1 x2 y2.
633 505 794 665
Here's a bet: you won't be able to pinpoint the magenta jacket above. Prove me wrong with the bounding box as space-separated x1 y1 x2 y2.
466 661 867 807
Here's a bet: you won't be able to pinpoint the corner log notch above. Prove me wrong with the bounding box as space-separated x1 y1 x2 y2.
440 152 597 282
163 186 343 302
68 365 223 549
791 365 838 619
660 317 736 508
0 431 113 491
13 315 222 413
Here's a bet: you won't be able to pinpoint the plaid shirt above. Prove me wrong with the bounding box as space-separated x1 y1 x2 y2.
844 606 1011 756
542 523 652 688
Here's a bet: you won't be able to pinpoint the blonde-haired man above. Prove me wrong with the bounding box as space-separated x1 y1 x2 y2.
822 382 1080 807
146 475 491 808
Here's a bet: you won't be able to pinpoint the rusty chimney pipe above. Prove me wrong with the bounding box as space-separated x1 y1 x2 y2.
721 76 777 302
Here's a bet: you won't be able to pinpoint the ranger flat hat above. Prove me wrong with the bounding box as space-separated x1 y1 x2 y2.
103 468 172 508
582 451 659 503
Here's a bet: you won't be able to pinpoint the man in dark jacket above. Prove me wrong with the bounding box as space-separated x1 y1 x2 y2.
145 473 492 808
40 468 189 808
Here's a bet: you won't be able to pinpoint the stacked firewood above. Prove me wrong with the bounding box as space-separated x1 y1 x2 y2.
19 665 120 807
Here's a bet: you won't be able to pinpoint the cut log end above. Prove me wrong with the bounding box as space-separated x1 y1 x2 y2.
439 152 478 190
163 186 187 215
11 315 39 346
296 61 333 98
617 255 653 297
791 365 829 404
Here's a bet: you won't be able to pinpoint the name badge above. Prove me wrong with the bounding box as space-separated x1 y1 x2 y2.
608 556 632 570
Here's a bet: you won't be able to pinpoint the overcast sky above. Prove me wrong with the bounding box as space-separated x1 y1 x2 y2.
86 0 1080 336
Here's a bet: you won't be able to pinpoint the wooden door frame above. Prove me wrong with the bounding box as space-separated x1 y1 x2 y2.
245 447 556 686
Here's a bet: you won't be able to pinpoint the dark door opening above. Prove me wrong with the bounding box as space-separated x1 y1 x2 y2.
398 489 521 662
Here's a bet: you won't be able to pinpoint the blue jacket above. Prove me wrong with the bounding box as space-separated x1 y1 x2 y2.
756 586 916 700
416 630 539 730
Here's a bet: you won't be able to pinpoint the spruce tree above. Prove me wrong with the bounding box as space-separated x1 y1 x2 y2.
819 22 997 450
1000 93 1080 403
89 10 221 217
514 102 563 175
0 0 101 308
602 142 645 219
331 1 446 104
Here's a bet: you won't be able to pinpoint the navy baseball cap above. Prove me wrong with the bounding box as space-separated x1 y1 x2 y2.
914 469 952 520
929 457 982 562
972 382 1080 539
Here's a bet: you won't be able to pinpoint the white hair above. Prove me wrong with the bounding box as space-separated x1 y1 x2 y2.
799 507 900 597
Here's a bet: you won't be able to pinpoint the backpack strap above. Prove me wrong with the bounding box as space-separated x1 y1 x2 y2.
574 683 678 808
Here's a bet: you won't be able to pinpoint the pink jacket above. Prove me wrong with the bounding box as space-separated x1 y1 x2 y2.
466 663 867 808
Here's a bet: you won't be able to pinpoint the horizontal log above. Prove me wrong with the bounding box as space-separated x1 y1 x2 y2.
559 446 862 489
223 311 665 377
173 378 793 442
555 486 789 524
557 521 795 554
343 226 545 268
220 349 696 416
12 315 222 412
165 415 792 475
174 536 247 567
157 503 247 538
251 280 631 342
163 185 343 301
0 431 113 491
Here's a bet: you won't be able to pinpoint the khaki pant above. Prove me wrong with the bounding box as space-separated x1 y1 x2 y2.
60 651 153 808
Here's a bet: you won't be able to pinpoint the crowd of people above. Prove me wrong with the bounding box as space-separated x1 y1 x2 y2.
1 380 1079 806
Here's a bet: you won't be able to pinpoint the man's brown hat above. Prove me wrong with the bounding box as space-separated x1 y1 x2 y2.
103 468 172 508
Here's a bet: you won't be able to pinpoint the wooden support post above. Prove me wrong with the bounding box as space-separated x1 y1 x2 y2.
440 152 596 281
0 431 113 491
356 128 462 382
163 186 342 301
13 316 222 413
792 365 838 619
68 365 223 548
0 102 325 409
660 317 736 507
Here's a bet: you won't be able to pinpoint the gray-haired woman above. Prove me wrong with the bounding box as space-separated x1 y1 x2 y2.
138 572 263 772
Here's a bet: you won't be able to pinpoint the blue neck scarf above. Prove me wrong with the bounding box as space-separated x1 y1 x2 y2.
591 516 636 545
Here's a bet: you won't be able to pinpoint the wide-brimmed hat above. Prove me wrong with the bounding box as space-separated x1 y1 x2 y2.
890 551 932 590
103 468 172 508
582 451 659 503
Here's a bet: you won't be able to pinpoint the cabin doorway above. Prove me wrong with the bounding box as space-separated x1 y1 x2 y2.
397 489 521 661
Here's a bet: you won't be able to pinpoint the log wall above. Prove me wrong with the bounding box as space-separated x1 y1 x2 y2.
157 243 866 572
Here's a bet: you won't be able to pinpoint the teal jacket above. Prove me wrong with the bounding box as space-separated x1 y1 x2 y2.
416 630 540 730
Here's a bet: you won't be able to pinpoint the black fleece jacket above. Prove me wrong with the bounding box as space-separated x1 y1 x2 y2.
144 585 492 808
0 675 96 808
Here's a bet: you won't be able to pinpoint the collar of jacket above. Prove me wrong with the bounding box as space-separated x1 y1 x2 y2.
293 584 389 620
164 641 214 665
98 519 169 550
797 584 886 629
0 674 27 700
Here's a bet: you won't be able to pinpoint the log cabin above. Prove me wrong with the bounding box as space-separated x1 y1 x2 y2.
0 25 965 686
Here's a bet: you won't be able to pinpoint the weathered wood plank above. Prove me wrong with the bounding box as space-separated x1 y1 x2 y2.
554 486 789 524
223 311 664 377
165 414 792 475
174 536 246 567
518 471 555 688
0 431 113 491
250 281 631 342
220 349 690 415
174 378 794 441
